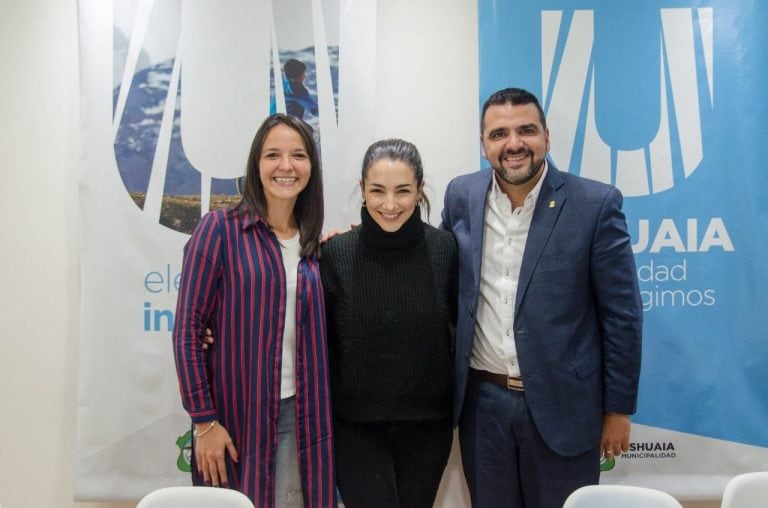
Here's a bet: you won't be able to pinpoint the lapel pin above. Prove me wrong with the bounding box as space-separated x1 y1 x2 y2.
549 200 556 208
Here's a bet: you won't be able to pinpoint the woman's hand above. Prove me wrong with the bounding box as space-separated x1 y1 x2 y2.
320 225 357 244
194 421 239 487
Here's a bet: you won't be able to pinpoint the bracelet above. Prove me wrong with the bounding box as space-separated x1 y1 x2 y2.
194 420 217 439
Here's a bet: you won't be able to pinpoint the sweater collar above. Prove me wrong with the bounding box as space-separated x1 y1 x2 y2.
359 206 424 250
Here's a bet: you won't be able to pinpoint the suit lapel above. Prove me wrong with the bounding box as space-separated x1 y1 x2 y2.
470 171 493 296
515 166 566 317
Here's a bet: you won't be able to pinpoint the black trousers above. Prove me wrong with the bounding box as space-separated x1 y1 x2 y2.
334 418 453 508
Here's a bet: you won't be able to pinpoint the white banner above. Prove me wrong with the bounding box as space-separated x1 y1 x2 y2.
76 0 376 500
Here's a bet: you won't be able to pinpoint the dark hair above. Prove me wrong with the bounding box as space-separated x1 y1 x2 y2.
239 114 324 257
361 138 431 218
481 87 547 133
284 59 307 80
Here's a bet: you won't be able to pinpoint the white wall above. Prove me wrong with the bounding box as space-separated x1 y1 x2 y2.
0 0 719 506
374 0 480 223
0 0 87 506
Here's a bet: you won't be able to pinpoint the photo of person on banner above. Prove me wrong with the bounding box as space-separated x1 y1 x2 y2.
441 87 643 507
283 58 319 121
173 113 335 507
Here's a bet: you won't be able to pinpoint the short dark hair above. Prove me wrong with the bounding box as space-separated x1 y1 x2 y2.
481 87 547 133
284 59 307 80
239 114 324 257
361 138 431 218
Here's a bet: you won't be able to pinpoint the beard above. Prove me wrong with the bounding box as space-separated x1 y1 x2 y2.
493 149 545 187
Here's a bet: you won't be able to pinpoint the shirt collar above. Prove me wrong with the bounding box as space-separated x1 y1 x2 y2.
239 207 270 231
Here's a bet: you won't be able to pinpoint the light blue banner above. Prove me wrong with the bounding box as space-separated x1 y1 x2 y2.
479 0 768 451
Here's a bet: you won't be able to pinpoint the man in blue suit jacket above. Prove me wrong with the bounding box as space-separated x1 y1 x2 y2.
441 88 642 507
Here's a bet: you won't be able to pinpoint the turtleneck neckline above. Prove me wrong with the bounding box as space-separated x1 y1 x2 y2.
359 205 425 251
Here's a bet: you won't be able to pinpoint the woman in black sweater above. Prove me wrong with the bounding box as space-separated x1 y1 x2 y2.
320 139 457 508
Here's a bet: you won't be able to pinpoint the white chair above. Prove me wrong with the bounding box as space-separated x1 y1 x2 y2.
563 484 682 508
721 471 768 508
136 486 255 508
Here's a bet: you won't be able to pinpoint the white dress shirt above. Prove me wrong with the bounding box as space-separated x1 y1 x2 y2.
470 162 548 377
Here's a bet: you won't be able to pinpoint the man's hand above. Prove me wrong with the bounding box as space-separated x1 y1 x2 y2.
601 413 630 459
194 421 238 487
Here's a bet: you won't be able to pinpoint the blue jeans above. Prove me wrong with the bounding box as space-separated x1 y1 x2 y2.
276 396 304 507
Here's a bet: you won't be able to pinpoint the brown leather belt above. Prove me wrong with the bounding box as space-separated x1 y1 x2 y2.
471 368 524 391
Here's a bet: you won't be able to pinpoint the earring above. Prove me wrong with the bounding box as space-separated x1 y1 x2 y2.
362 199 366 207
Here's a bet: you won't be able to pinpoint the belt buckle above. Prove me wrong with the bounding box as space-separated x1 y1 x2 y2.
507 376 523 391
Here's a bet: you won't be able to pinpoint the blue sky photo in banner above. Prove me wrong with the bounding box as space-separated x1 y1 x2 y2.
479 0 768 448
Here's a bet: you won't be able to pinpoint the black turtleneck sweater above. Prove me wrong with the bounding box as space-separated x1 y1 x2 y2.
320 207 457 422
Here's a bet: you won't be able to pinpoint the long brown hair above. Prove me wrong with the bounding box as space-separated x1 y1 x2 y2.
239 114 324 257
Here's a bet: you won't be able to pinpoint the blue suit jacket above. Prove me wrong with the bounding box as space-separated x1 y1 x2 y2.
441 163 642 457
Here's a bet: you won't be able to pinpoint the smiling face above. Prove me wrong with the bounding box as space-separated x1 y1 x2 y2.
481 102 550 196
361 158 423 232
258 123 311 208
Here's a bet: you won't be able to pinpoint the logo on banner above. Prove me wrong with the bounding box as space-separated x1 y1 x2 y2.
600 455 616 472
622 441 677 461
541 7 713 197
176 430 193 472
601 440 678 470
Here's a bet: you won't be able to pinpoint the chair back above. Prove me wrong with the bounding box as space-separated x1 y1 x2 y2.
721 471 768 508
563 484 682 508
136 486 255 508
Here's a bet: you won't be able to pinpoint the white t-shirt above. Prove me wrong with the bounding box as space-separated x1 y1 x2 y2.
278 232 301 399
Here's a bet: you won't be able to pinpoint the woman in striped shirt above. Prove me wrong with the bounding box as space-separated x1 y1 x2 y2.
173 114 334 507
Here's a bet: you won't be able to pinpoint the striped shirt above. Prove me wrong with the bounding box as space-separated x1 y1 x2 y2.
173 207 335 507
